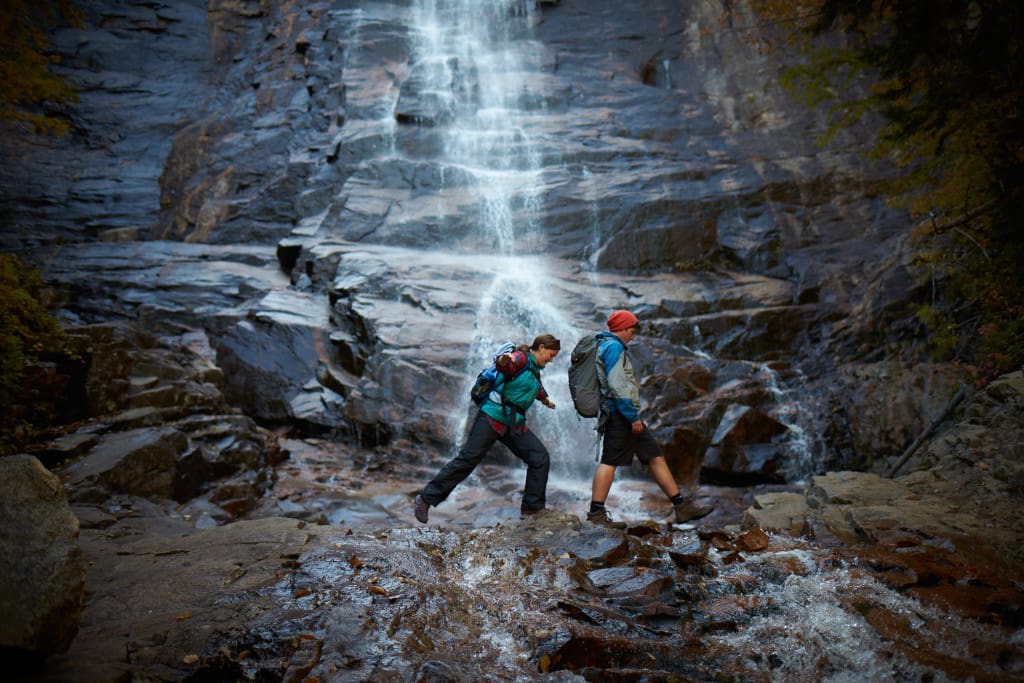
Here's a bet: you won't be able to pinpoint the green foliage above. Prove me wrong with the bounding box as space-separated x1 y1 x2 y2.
914 303 958 361
0 254 69 454
751 0 1024 372
0 0 83 135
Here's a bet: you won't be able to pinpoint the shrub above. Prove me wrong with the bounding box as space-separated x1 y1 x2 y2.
0 253 71 453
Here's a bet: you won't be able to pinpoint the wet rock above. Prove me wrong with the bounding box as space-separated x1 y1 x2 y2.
587 566 673 600
667 535 709 568
711 404 789 446
703 442 787 485
741 375 1024 574
644 357 811 485
740 491 810 536
102 407 167 430
677 304 824 360
415 659 458 683
18 429 1024 683
822 361 970 471
396 61 458 126
0 0 213 244
69 504 117 531
216 290 332 424
180 413 282 472
280 633 323 683
34 516 314 683
734 525 770 552
566 527 630 568
13 322 230 457
717 207 782 272
0 455 85 656
28 431 101 470
61 426 189 503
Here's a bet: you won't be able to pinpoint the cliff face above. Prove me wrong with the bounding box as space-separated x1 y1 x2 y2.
3 0 949 477
3 4 1022 678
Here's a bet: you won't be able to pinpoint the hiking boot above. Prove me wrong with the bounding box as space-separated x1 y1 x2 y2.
673 499 714 524
521 508 562 522
413 494 430 524
586 508 627 529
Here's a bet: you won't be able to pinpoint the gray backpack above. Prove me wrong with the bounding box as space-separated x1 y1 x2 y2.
568 335 601 418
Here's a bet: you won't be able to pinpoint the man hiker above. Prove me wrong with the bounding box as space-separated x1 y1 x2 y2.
414 334 561 522
587 310 713 528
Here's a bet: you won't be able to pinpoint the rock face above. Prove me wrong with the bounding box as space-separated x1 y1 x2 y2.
26 322 286 525
0 0 935 485
0 455 85 657
743 370 1024 571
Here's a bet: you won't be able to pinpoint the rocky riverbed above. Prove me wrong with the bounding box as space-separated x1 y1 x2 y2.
4 322 1023 681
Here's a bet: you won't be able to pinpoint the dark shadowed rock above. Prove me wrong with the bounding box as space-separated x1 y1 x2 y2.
587 566 673 600
31 516 314 683
743 372 1024 570
667 535 709 568
0 456 85 657
216 290 332 424
565 527 630 568
62 427 188 502
701 404 789 484
820 361 971 471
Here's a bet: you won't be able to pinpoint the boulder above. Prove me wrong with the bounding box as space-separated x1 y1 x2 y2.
587 566 674 600
0 455 85 656
739 491 810 536
216 290 332 425
701 404 789 484
820 361 970 472
61 427 188 503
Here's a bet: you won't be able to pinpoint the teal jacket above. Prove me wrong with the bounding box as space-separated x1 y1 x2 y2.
480 350 547 428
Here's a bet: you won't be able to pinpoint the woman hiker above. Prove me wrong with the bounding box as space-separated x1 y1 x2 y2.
414 334 561 522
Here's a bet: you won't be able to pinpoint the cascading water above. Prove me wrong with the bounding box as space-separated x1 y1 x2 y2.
704 543 982 682
409 0 544 253
407 0 597 490
759 362 817 481
580 166 604 272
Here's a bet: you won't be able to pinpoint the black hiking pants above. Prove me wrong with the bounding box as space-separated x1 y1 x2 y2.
420 411 550 513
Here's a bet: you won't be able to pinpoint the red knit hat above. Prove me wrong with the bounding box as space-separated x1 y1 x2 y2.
607 309 639 332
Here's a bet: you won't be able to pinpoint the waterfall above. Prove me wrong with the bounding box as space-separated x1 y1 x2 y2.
408 0 594 479
409 0 544 255
759 363 818 481
580 165 604 274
